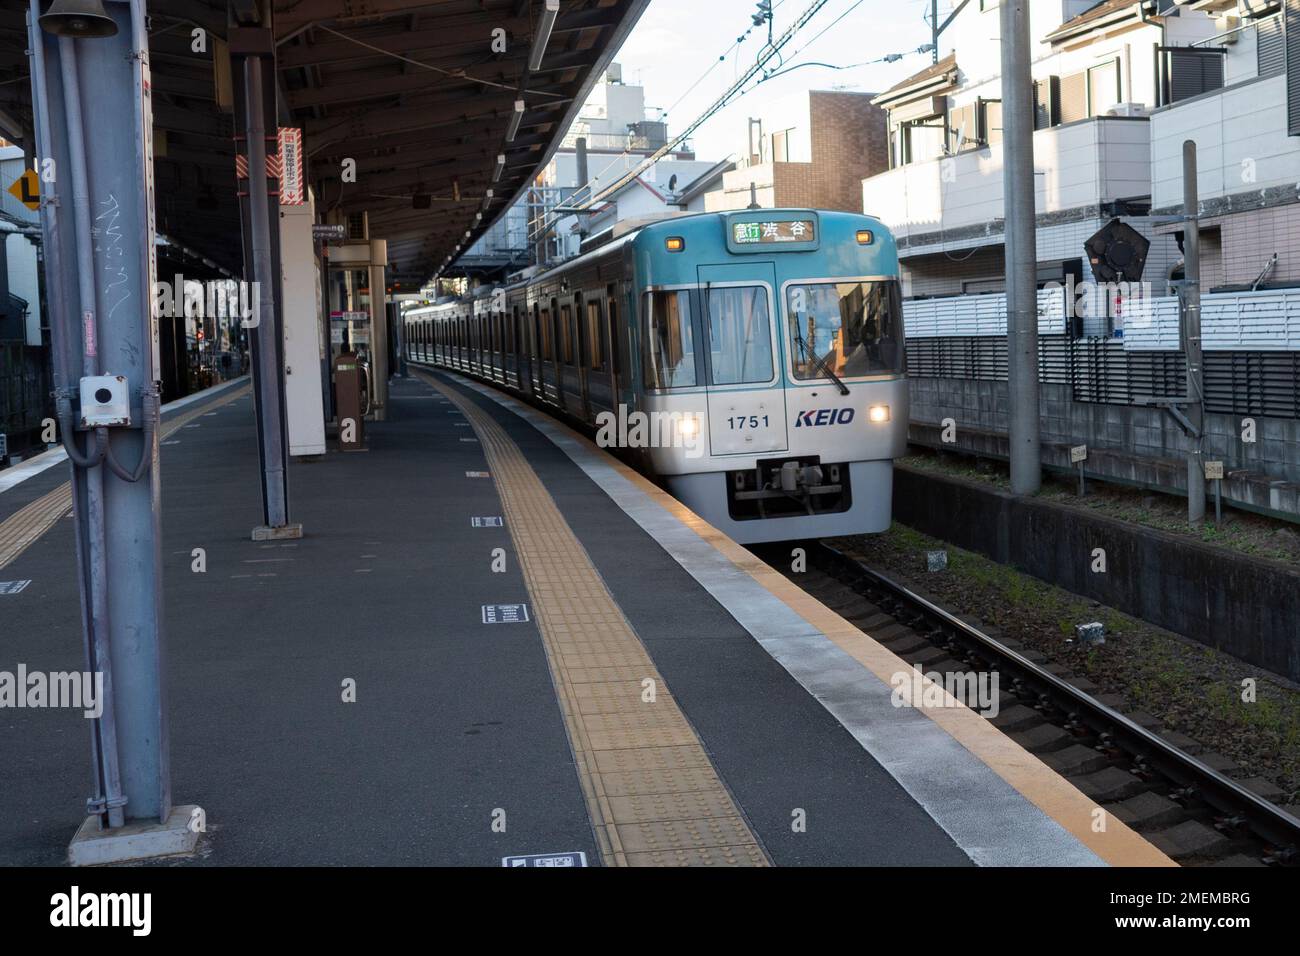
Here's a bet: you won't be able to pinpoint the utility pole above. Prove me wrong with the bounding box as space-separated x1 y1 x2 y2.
1000 0 1040 494
29 0 199 863
1182 140 1206 526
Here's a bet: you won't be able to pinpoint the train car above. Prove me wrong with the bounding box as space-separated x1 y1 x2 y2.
404 208 908 544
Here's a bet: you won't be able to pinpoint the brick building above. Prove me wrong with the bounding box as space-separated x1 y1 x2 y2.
704 90 888 212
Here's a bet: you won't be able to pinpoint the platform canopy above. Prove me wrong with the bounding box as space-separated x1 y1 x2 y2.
0 0 647 285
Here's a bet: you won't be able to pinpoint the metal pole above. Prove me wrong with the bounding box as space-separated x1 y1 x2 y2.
29 0 173 833
1001 0 1041 495
368 238 388 419
244 54 289 528
931 0 939 64
1183 139 1205 527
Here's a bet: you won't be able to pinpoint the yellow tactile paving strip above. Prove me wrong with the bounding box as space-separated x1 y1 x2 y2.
437 371 1175 868
0 384 251 571
421 371 768 868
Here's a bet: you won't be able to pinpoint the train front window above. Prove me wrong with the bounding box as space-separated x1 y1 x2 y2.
705 285 773 386
644 290 696 388
786 280 904 379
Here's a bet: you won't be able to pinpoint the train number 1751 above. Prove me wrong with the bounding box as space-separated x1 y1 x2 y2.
727 415 769 430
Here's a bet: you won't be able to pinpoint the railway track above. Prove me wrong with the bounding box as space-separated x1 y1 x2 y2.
762 540 1300 867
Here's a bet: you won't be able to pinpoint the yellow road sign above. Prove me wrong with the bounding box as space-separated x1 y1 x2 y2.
7 169 39 211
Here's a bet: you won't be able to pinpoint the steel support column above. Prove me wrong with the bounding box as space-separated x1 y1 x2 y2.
229 5 299 537
26 0 170 829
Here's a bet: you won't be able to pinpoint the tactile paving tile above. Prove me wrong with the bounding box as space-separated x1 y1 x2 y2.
614 816 757 853
624 845 770 867
0 384 251 570
422 372 768 868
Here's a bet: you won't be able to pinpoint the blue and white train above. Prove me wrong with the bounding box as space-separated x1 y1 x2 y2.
403 208 908 544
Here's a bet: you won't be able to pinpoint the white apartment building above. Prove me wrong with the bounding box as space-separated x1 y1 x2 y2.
862 0 1218 323
1149 1 1299 291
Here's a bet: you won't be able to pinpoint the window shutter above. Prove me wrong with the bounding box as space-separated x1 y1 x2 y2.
1258 15 1285 77
1059 72 1087 123
1169 51 1224 102
1287 0 1300 135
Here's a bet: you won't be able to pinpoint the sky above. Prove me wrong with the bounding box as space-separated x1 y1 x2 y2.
610 0 947 162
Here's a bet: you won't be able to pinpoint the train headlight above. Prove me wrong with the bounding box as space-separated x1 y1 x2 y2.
665 237 685 253
679 415 700 439
856 230 874 245
868 404 890 423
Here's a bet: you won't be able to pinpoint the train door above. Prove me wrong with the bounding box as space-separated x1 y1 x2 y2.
611 282 636 412
696 263 788 457
540 298 560 406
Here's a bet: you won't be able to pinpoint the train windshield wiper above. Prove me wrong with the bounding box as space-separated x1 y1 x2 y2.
794 324 849 395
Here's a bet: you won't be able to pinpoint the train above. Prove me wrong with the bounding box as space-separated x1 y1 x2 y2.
402 208 908 544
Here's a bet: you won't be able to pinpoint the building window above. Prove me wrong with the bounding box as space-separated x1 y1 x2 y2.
643 290 696 388
947 103 979 152
1087 59 1120 116
980 99 1002 146
1033 77 1060 129
704 286 773 386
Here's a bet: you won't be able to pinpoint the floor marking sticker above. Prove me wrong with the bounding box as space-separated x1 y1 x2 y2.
0 579 31 595
482 604 529 624
465 471 490 478
471 517 503 528
502 852 587 868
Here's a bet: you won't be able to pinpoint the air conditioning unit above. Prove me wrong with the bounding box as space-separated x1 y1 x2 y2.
1216 15 1240 43
1108 102 1149 117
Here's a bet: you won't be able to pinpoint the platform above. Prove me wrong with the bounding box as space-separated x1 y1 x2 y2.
0 372 1172 867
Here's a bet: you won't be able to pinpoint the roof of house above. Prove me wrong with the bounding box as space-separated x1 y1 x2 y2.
1046 0 1158 43
871 53 958 107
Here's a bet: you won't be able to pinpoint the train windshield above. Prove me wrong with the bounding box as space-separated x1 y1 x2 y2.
786 280 904 379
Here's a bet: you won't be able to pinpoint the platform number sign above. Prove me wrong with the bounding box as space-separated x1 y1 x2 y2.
482 604 529 624
502 852 587 867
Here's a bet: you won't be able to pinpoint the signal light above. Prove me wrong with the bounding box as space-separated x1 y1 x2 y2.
665 237 685 252
856 230 874 245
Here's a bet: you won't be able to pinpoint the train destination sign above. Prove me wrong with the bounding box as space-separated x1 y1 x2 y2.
732 219 817 245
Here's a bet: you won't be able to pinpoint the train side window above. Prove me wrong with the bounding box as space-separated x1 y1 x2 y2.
607 287 621 378
539 307 552 360
643 290 696 389
705 285 773 385
560 304 574 365
586 300 605 371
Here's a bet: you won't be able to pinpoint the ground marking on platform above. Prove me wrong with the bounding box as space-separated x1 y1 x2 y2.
0 579 31 595
163 441 181 446
471 516 504 528
419 370 769 868
459 437 480 443
481 603 529 624
502 852 587 868
466 471 490 478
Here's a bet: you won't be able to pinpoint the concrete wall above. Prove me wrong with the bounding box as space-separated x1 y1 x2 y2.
893 466 1300 680
908 376 1300 519
1151 73 1299 212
